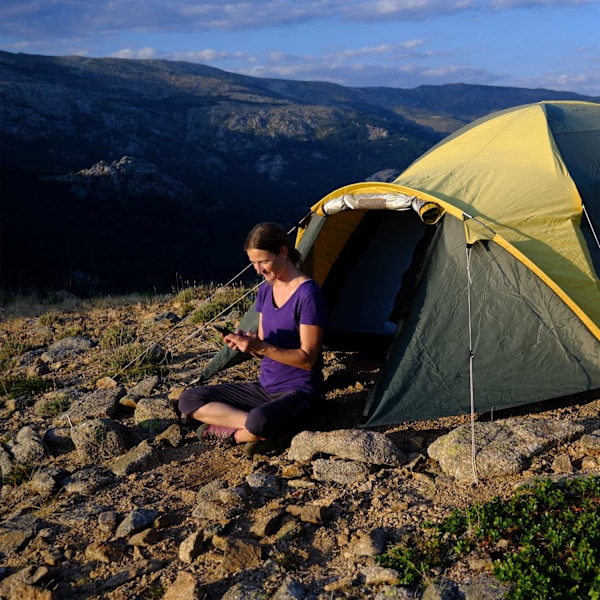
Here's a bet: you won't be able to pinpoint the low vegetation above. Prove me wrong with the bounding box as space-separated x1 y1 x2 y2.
0 374 54 399
376 476 600 599
175 283 256 325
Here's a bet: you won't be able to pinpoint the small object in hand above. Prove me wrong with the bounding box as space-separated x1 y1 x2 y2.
212 324 233 336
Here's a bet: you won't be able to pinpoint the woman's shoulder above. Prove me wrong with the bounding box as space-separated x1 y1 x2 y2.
297 278 321 294
296 279 326 306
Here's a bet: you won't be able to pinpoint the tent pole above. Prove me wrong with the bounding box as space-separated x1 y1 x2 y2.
466 244 479 485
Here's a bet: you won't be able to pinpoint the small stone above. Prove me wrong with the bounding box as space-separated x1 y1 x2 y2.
552 453 573 474
85 538 127 563
163 571 203 600
98 511 119 533
179 531 205 564
97 377 118 389
129 528 160 547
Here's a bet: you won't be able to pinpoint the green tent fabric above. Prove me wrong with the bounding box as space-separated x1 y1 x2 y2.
201 101 600 426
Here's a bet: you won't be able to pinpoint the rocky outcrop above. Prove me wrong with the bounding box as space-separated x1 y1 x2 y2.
2 51 594 294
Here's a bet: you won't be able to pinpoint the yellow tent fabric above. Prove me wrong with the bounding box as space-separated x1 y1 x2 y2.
394 101 600 335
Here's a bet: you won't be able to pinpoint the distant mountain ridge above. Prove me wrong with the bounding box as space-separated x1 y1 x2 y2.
1 50 597 294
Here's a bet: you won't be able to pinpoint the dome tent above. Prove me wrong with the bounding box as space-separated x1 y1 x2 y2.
201 101 600 426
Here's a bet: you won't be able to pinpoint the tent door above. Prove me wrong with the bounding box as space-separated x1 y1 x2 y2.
322 210 431 354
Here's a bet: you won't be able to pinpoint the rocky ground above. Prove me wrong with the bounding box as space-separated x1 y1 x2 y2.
0 291 598 600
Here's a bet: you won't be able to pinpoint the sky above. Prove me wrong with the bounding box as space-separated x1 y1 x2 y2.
1 1 599 96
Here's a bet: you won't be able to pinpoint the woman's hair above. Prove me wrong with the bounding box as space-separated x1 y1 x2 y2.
244 222 303 268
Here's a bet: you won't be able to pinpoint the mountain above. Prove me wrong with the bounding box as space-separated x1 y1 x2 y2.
1 51 597 295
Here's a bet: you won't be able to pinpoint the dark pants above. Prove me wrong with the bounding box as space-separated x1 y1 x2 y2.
178 382 319 439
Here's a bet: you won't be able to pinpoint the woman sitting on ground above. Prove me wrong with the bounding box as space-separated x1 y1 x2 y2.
178 222 328 457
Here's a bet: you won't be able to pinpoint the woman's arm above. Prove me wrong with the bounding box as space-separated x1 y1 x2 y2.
226 320 324 371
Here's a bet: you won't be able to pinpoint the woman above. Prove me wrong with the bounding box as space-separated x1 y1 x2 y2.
178 222 328 457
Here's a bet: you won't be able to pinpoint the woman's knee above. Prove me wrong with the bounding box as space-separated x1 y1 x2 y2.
178 387 208 417
245 408 271 438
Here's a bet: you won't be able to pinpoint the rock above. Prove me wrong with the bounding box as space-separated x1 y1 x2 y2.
272 577 305 599
114 508 159 538
130 375 160 396
288 429 405 466
162 571 203 600
361 565 401 586
286 504 327 524
421 579 459 599
85 538 127 563
121 376 161 407
60 466 116 495
427 418 585 481
460 573 513 599
374 586 413 599
102 559 163 591
179 531 206 563
580 430 600 454
245 472 279 496
0 518 37 558
110 440 155 476
98 511 119 533
96 376 118 389
0 565 55 599
352 528 387 557
193 479 248 521
42 428 75 452
134 397 178 433
581 456 600 470
70 418 128 464
222 538 263 573
154 423 183 447
27 358 50 377
41 336 95 364
28 468 67 496
128 528 160 546
249 509 286 537
7 426 45 465
221 580 267 600
552 453 573 473
57 387 125 426
312 458 370 484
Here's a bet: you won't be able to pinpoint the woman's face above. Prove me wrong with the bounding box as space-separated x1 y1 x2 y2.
247 248 285 283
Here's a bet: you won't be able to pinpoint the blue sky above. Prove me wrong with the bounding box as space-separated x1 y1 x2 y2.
1 1 599 95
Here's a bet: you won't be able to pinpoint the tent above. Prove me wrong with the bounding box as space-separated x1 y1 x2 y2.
201 100 600 426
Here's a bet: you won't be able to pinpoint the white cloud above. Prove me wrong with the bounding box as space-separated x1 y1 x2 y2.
0 0 597 95
111 47 158 60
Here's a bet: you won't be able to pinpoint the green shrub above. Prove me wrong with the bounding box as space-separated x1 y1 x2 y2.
38 311 60 326
188 284 255 325
3 462 35 487
0 340 30 371
174 286 199 305
376 476 600 599
35 393 71 417
101 342 167 382
0 374 54 398
100 325 136 349
56 325 85 340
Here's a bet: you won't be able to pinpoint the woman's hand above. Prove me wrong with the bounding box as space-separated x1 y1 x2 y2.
226 324 323 370
224 330 260 354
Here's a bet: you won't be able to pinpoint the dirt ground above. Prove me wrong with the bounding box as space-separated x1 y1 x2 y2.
1 293 598 598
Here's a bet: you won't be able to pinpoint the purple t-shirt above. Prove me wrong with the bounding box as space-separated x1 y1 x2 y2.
255 279 327 395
